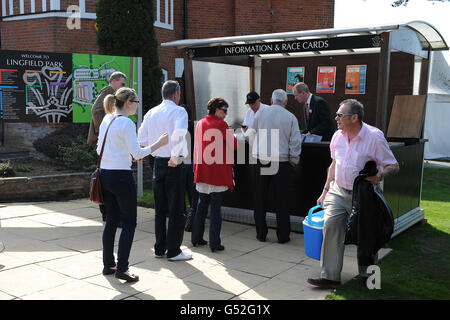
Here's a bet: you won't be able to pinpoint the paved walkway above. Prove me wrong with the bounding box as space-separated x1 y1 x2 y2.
0 199 391 300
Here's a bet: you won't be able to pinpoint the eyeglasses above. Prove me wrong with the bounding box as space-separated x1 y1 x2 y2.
220 108 228 114
336 113 354 118
119 82 126 87
131 100 139 104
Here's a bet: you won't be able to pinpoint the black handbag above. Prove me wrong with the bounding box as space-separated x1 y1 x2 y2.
89 115 121 204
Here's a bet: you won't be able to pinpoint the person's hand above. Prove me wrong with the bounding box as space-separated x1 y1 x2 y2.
131 155 142 163
168 156 178 167
365 172 383 184
156 133 169 148
317 188 328 206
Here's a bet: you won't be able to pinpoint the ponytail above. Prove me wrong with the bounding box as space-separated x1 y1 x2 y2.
103 87 137 114
103 94 116 114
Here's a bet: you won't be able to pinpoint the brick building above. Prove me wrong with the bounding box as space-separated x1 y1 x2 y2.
0 0 334 149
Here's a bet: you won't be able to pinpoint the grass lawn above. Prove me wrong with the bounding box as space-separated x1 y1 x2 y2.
137 188 155 208
326 168 450 300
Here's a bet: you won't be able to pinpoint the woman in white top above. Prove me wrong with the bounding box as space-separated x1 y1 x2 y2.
98 87 168 283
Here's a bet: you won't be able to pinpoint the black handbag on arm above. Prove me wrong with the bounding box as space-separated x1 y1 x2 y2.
89 115 121 204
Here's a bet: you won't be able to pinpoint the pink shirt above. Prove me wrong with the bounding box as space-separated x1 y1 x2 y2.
330 122 398 190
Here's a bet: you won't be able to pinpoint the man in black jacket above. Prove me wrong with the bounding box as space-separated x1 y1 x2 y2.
307 99 399 289
293 82 335 141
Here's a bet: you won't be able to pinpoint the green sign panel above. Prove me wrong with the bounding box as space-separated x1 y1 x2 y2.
72 54 139 123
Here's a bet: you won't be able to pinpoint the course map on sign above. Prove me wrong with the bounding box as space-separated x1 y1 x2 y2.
0 50 73 122
72 54 138 123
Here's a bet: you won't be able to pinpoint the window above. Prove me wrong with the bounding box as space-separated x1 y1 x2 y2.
162 69 168 84
2 0 95 20
154 0 173 30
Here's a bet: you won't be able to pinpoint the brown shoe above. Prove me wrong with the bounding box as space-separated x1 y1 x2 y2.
307 277 341 288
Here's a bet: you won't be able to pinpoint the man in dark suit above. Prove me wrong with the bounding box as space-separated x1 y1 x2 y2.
293 82 335 141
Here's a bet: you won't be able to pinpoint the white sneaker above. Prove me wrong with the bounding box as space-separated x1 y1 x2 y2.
0 241 5 253
168 251 192 261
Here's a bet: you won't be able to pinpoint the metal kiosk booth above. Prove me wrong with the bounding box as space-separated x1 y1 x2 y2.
161 21 448 236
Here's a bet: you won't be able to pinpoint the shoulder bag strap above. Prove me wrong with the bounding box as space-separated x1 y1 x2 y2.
97 115 122 168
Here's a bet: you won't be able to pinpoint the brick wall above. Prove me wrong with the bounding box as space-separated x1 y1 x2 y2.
0 169 153 202
158 0 334 80
156 0 185 84
0 0 334 150
1 18 98 54
0 0 335 85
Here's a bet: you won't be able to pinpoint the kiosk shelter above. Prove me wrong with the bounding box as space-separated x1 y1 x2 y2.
162 21 448 236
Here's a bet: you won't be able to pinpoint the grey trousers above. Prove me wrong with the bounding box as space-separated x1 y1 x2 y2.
320 181 378 281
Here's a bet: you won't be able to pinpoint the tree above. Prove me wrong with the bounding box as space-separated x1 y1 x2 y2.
96 0 162 113
391 0 448 6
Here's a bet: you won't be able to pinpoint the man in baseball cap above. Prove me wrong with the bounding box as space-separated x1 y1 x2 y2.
242 91 269 133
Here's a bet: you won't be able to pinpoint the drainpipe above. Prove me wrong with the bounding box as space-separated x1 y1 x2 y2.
183 0 188 39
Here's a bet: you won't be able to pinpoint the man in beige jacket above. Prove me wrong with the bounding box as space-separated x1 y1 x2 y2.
87 71 127 146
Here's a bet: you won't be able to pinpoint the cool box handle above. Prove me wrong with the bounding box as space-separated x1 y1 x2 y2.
307 204 323 222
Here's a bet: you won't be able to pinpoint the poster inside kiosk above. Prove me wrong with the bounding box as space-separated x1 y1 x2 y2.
0 49 138 123
316 66 336 94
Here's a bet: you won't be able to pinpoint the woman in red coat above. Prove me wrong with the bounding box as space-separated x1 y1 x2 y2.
191 97 237 252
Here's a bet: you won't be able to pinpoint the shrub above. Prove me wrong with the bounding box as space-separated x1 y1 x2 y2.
0 161 16 177
56 136 98 171
33 123 90 159
14 165 33 172
96 0 162 114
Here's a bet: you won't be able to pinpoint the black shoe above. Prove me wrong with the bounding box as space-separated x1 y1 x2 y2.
192 239 207 247
256 236 266 242
102 266 116 275
278 238 291 244
115 270 139 282
211 245 225 252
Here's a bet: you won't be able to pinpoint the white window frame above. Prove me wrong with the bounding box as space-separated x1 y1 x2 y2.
154 0 174 30
2 0 96 20
162 69 168 84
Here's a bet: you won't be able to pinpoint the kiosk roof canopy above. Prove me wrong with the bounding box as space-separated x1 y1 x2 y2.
161 21 448 52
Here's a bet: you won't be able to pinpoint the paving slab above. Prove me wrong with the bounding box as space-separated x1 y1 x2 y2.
183 264 270 296
0 264 74 297
0 199 395 300
234 277 330 300
224 253 296 278
135 276 234 300
37 253 105 280
0 232 78 263
0 290 16 300
20 279 132 300
133 250 219 280
0 204 54 219
251 242 308 264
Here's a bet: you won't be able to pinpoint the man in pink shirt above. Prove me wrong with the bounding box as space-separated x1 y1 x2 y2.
307 99 399 289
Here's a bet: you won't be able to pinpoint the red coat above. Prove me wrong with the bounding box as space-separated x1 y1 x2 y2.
193 114 237 191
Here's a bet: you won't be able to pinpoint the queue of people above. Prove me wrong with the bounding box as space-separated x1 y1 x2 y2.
94 78 398 289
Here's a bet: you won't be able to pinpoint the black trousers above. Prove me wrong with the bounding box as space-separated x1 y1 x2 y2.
253 160 292 242
152 157 186 258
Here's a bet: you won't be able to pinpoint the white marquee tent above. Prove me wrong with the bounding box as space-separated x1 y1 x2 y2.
424 50 450 159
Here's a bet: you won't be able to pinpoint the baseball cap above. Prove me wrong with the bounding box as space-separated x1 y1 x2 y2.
245 91 260 104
